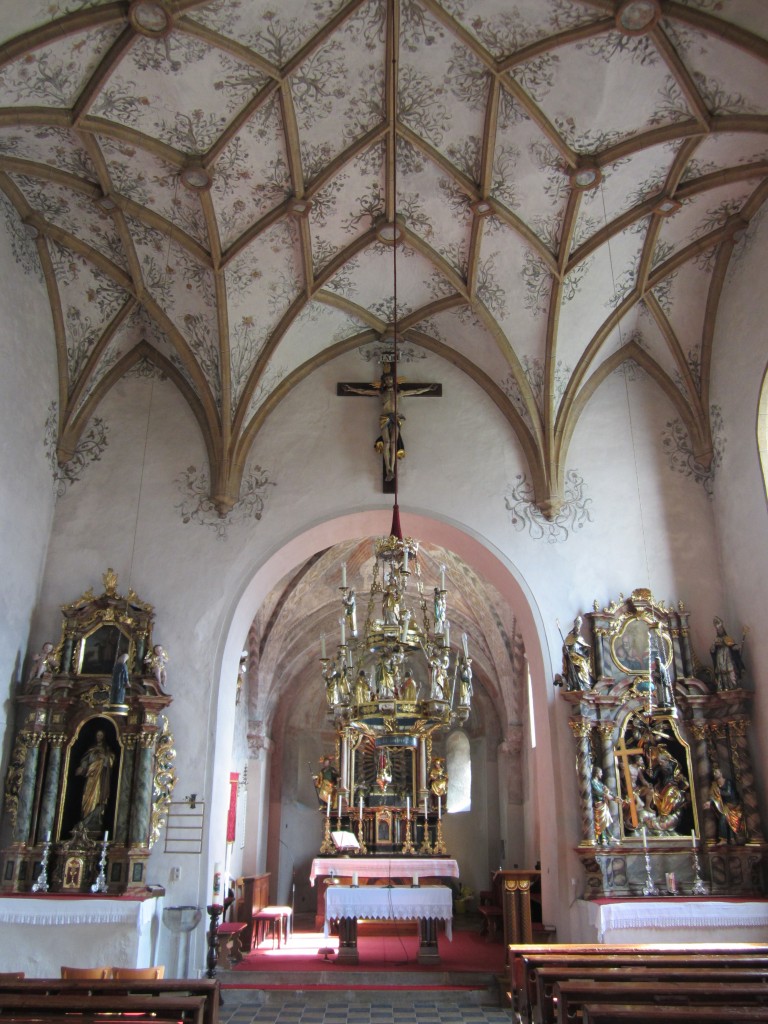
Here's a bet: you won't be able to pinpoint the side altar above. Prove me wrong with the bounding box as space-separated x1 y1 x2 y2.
557 589 765 900
1 569 177 896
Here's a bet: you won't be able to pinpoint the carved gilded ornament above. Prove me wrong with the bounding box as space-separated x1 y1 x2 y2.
150 716 177 848
3 733 31 826
569 720 593 739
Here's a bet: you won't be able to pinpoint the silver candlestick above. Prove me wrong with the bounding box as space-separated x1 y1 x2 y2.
32 835 52 893
642 847 658 896
91 835 109 894
691 847 708 895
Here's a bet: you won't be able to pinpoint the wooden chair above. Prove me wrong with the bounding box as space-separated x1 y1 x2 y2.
112 966 165 980
60 966 112 979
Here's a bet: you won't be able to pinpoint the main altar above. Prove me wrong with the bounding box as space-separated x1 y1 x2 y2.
557 589 765 901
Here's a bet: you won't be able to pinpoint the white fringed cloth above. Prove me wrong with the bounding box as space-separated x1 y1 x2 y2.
325 884 453 939
586 899 768 941
310 857 459 884
0 896 158 932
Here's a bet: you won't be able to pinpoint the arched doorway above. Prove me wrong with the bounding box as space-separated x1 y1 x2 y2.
209 511 561 928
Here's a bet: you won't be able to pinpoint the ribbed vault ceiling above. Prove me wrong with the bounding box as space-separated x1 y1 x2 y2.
1 0 767 514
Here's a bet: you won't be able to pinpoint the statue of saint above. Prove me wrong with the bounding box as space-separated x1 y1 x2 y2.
144 644 168 688
710 616 745 691
429 757 448 799
26 642 56 684
561 616 592 691
354 669 370 705
433 588 446 635
109 652 129 705
73 730 115 833
590 767 616 845
706 767 747 844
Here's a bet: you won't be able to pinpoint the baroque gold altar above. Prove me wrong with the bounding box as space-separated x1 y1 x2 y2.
1 569 176 895
558 589 764 899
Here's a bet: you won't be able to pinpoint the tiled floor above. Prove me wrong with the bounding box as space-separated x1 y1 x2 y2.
220 998 512 1024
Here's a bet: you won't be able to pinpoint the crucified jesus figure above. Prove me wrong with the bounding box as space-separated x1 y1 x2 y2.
338 363 441 484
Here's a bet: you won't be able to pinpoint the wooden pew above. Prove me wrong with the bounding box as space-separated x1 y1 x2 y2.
583 1003 768 1023
534 961 768 1024
0 978 220 1024
555 979 768 1024
509 942 768 1022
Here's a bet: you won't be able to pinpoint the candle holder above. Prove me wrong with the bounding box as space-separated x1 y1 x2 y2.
419 815 433 855
206 903 223 978
691 847 708 895
90 835 109 894
31 837 52 893
319 814 335 854
401 812 415 855
356 810 368 854
433 817 447 855
641 845 658 896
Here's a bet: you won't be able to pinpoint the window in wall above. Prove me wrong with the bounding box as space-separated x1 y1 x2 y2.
759 364 768 500
447 730 471 813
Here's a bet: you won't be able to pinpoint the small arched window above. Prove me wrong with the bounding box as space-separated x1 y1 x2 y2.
759 364 768 500
446 730 471 813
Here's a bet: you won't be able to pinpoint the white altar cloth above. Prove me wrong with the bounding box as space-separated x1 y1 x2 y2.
325 884 453 939
579 899 768 943
0 895 164 977
310 857 459 885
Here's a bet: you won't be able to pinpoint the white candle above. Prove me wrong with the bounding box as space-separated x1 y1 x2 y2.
359 795 363 818
45 831 51 843
445 622 450 648
213 862 222 903
338 794 342 817
321 634 327 659
440 564 446 590
341 563 347 588
352 872 358 887
340 617 345 646
691 829 696 849
424 798 428 818
403 549 409 572
642 827 647 849
103 831 109 842
406 796 410 820
326 796 331 817
438 796 442 820
412 875 419 887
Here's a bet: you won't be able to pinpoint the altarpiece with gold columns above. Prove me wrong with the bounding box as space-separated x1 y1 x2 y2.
558 588 764 898
1 569 176 895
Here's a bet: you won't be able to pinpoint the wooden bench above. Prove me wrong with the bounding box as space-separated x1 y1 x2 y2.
583 1004 768 1023
555 979 768 1024
253 905 292 948
535 963 768 1024
0 978 220 1024
217 921 248 968
509 943 768 1024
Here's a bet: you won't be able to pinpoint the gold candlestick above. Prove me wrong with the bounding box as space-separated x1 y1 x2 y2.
419 814 433 855
319 814 334 854
401 812 415 854
433 817 447 855
356 810 368 854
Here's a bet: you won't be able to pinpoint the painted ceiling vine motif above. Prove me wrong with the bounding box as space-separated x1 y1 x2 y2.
0 0 766 516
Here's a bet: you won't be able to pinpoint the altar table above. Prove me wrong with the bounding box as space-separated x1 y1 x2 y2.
578 898 768 943
325 884 453 964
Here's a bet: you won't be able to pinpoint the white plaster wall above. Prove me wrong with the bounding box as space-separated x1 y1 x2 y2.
0 212 56 777
710 214 768 815
24 339 736 955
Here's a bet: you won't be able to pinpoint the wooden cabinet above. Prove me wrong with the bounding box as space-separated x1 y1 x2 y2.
234 873 270 950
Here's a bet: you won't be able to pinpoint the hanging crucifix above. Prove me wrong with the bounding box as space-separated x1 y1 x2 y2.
337 361 442 492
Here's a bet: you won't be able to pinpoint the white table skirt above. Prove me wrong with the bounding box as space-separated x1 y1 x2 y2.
325 884 453 939
310 857 459 884
583 899 768 941
0 896 158 932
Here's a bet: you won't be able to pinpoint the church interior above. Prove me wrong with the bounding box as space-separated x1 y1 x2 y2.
1 0 768 997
